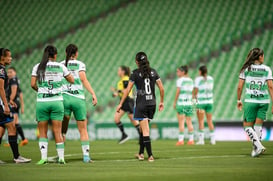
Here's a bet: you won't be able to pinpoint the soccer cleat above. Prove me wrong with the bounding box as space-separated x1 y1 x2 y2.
251 146 266 157
0 160 6 164
58 158 66 164
83 155 93 163
176 141 184 146
37 159 48 165
14 156 31 163
136 154 144 161
4 143 10 147
20 139 29 146
118 134 129 144
196 140 205 145
210 138 216 145
187 140 195 145
148 156 154 162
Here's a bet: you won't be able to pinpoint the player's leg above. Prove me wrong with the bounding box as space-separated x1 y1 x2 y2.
186 116 194 145
62 94 72 142
114 110 129 144
253 104 268 141
140 118 154 162
176 113 185 146
62 115 70 142
37 121 49 164
0 125 5 145
243 103 265 157
136 125 145 160
14 114 28 146
128 113 140 136
196 108 205 145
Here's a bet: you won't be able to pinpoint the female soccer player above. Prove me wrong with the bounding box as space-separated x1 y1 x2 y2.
111 66 140 144
173 65 194 146
117 52 164 162
31 45 74 164
237 48 273 157
0 48 31 163
7 67 28 146
61 44 97 163
193 65 215 145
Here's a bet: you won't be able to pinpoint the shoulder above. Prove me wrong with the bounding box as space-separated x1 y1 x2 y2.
195 76 202 82
207 75 213 80
262 64 271 71
60 60 65 64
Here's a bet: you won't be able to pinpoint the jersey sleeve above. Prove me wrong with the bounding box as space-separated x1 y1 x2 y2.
194 77 200 88
61 64 70 77
266 67 273 80
123 80 129 88
79 62 86 72
31 64 39 77
176 79 181 88
9 77 18 86
0 67 5 80
129 71 136 82
154 70 160 81
239 71 245 80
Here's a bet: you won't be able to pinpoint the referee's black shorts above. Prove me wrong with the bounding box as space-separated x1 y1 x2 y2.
121 98 134 114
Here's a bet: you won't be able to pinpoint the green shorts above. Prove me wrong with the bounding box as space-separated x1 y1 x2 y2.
243 102 269 122
197 103 213 113
176 105 193 117
63 94 87 121
36 101 64 122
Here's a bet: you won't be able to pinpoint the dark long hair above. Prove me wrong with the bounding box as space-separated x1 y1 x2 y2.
120 65 130 76
135 52 151 78
37 45 57 82
179 65 188 74
240 48 264 73
65 44 78 66
199 65 207 76
0 48 10 58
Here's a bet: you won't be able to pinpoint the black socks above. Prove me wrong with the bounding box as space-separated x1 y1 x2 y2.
143 136 153 157
135 124 141 136
16 124 25 140
139 133 144 154
8 135 19 159
116 122 126 136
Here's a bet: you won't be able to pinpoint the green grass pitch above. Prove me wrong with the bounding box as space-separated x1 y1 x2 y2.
0 140 272 181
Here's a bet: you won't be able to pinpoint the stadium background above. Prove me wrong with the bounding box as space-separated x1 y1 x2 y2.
1 0 273 140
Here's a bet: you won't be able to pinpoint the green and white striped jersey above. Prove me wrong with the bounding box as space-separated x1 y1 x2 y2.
176 77 194 106
61 60 85 99
194 76 214 105
32 61 70 102
239 64 272 103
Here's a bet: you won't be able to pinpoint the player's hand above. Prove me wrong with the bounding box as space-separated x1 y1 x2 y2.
92 95 98 106
9 100 17 108
110 87 116 92
4 104 10 115
237 101 243 111
159 102 164 112
116 104 122 113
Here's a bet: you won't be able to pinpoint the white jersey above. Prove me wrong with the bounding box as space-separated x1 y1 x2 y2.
32 61 70 102
194 75 214 105
61 60 85 99
239 64 272 103
176 77 194 106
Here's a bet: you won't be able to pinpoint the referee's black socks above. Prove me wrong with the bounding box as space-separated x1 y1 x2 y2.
16 124 25 140
116 122 126 136
143 136 153 157
139 133 144 155
8 135 19 159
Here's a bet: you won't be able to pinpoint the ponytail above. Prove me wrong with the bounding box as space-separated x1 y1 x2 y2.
136 52 151 78
240 48 264 73
65 44 78 66
120 65 131 77
37 45 57 83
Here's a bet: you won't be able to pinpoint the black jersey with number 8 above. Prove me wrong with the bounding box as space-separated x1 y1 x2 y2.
130 68 160 106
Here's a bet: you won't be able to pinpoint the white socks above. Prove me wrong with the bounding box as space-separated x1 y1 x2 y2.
198 130 205 142
188 132 194 141
81 141 90 157
254 124 262 140
244 127 263 149
178 132 184 142
39 138 48 160
56 142 65 160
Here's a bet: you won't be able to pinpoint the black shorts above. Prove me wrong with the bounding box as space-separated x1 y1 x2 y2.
10 100 20 114
0 105 14 127
121 98 134 114
134 105 156 121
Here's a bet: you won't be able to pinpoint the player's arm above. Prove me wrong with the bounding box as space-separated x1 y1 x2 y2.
0 79 10 115
19 92 24 114
116 81 134 112
156 79 164 112
31 76 38 91
79 71 97 106
173 87 180 109
266 80 273 113
9 85 17 101
193 87 198 99
237 79 245 111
